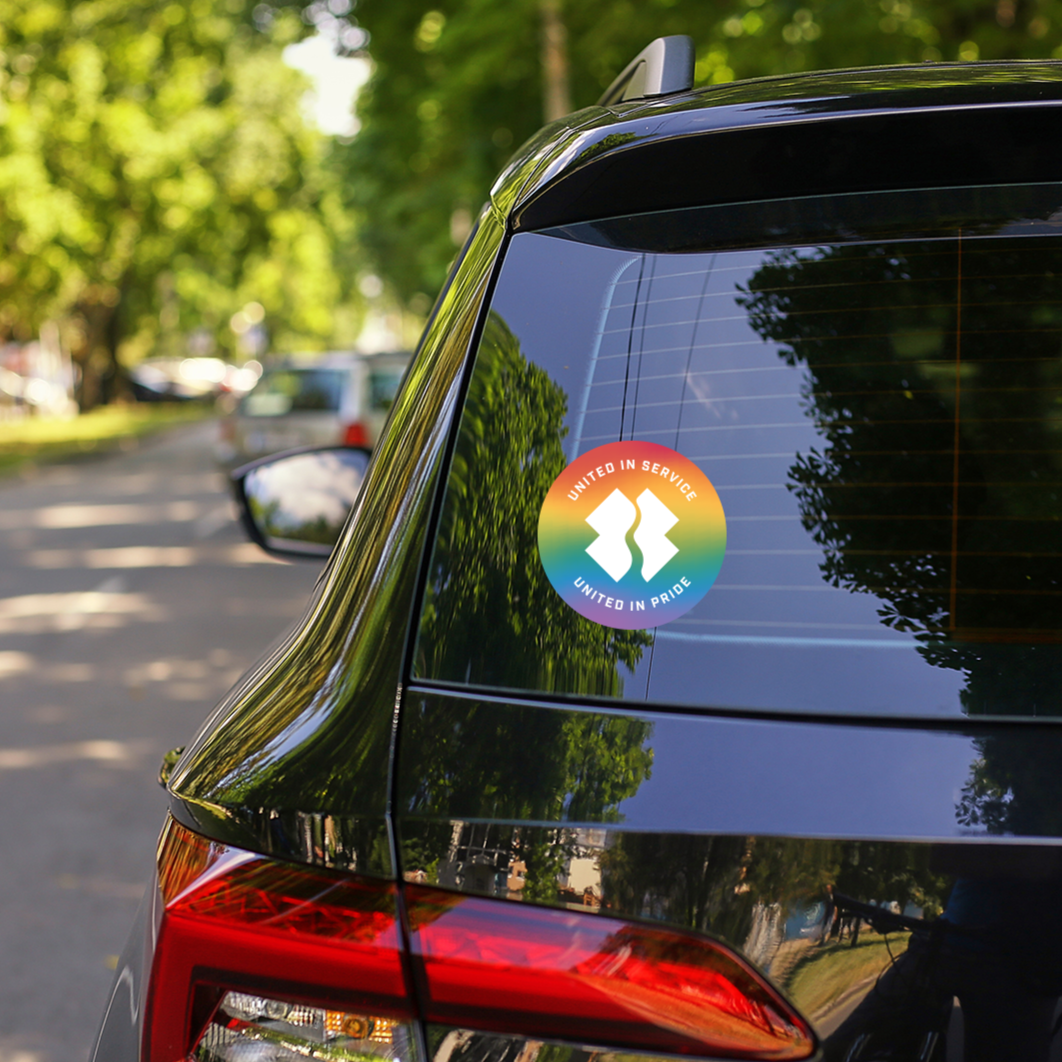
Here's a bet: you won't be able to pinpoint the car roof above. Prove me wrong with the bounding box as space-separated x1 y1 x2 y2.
493 60 1062 231
262 351 410 371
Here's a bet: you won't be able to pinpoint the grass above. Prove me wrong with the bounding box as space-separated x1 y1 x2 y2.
785 932 910 1020
0 402 214 475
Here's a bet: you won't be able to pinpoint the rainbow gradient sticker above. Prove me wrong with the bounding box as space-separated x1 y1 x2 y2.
538 441 726 630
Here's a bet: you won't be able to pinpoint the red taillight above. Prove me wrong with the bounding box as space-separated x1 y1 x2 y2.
145 820 409 1061
341 421 369 446
148 820 816 1062
406 886 814 1060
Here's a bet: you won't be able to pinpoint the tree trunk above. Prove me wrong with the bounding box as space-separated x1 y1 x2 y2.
539 0 571 123
72 298 120 410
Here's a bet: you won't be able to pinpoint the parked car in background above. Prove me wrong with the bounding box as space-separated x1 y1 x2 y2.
0 334 77 418
215 351 411 466
94 39 1062 1062
129 356 259 403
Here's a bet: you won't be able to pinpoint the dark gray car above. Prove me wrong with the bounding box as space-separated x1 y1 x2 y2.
95 41 1062 1062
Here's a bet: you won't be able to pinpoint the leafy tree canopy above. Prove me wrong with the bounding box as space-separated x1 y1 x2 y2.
0 0 360 406
335 0 1062 303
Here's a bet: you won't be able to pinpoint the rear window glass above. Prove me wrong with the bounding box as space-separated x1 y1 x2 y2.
415 185 1062 721
242 368 346 416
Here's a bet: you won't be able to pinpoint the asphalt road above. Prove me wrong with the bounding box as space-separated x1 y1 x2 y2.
0 420 325 1062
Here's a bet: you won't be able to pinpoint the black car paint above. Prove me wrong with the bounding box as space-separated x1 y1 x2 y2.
518 64 1062 231
96 64 1062 1061
166 210 507 872
397 691 1062 841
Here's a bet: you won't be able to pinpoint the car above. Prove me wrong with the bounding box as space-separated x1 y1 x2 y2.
94 38 1062 1062
214 350 411 466
129 357 256 403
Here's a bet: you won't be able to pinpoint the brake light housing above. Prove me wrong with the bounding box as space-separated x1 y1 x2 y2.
341 421 369 447
145 820 410 1061
146 819 816 1062
406 886 813 1059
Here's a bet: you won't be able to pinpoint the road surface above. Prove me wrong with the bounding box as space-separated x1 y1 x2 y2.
0 420 324 1062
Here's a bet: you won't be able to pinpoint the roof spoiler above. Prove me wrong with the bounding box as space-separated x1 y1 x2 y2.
597 35 695 107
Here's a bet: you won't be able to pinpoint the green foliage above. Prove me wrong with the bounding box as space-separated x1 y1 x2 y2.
399 702 655 901
0 0 358 406
957 731 1062 835
0 400 208 473
405 315 658 899
13 0 1062 401
341 0 1062 302
784 934 906 1017
598 833 755 937
598 833 949 944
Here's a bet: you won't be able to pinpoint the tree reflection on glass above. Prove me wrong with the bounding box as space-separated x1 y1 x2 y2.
409 312 656 900
738 235 1062 833
599 833 946 937
399 698 654 903
416 311 651 695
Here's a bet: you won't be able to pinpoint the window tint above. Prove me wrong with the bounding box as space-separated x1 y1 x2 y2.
416 186 1062 720
242 368 347 416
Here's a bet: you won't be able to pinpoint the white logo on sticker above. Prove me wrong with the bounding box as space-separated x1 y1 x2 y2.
633 488 679 580
585 488 636 581
585 488 679 583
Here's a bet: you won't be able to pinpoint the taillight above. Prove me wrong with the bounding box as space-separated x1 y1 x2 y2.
148 820 816 1062
341 421 369 446
146 819 412 1062
191 990 417 1061
407 886 813 1060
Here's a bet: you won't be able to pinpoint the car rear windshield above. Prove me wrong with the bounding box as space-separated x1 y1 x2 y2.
242 368 347 416
415 184 1062 721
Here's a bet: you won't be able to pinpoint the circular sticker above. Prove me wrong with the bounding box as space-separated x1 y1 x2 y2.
538 441 726 630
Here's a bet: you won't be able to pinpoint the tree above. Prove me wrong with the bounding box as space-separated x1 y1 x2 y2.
739 234 1062 704
404 310 653 901
337 0 728 304
335 0 1062 305
0 0 359 407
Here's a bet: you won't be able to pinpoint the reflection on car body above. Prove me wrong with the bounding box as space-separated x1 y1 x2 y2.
94 38 1062 1062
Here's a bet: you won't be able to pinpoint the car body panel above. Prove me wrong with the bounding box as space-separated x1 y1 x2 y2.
166 211 506 868
396 690 1062 1059
516 101 1062 231
395 690 1062 842
90 879 159 1062
503 62 1062 231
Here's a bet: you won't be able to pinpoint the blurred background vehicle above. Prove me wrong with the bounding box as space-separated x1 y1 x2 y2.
215 351 410 466
127 357 262 404
0 331 78 421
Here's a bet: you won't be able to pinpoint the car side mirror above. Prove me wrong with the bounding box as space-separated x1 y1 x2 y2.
232 446 371 559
